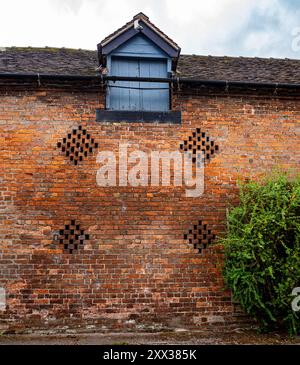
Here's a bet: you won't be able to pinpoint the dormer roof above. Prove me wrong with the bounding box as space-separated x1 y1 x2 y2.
97 13 181 71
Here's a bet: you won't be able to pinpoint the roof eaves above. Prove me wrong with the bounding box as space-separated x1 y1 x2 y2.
1 72 300 91
139 19 180 51
101 21 134 47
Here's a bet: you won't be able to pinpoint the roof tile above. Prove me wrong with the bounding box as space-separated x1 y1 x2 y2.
0 47 300 84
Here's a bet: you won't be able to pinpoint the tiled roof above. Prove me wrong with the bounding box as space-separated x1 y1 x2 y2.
1 46 300 84
0 47 98 76
177 54 300 83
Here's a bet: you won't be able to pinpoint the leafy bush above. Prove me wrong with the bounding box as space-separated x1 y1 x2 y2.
221 174 300 334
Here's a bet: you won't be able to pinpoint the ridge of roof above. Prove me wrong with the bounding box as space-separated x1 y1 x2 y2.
0 46 94 53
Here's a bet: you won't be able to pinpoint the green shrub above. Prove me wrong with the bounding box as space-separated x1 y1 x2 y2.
221 174 300 334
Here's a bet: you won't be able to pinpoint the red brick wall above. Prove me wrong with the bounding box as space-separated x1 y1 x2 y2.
0 86 299 333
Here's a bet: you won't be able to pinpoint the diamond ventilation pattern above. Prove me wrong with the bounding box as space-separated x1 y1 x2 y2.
184 220 216 253
179 128 219 164
56 220 90 254
57 125 98 165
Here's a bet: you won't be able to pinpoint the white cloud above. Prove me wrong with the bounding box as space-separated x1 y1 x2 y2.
0 0 299 58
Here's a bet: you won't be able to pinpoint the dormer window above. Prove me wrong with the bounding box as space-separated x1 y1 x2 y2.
96 13 181 123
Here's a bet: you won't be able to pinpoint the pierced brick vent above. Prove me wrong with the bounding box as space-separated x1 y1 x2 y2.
57 125 99 165
184 220 216 253
57 220 90 254
179 128 219 164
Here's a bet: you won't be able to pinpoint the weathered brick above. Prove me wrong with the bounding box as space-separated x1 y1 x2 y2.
0 86 299 332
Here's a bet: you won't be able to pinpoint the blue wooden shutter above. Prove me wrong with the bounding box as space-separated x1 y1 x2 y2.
109 57 140 111
139 59 169 111
109 57 169 111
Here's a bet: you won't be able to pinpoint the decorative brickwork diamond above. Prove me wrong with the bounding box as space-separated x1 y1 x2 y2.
57 125 99 165
184 220 216 253
55 220 90 254
179 128 219 164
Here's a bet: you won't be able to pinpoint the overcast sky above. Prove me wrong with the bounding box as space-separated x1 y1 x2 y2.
0 0 300 59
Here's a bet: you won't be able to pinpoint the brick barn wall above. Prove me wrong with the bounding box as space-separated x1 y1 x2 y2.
0 86 299 333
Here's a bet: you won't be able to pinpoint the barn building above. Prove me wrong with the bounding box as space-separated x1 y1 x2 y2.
0 13 299 332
